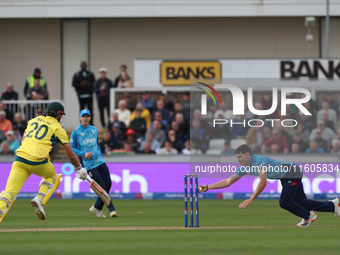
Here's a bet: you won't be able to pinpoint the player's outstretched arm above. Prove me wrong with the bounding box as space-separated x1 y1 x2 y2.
239 168 267 208
198 174 242 193
63 143 87 180
63 143 81 168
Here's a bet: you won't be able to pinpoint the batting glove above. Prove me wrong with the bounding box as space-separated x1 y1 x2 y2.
75 165 87 180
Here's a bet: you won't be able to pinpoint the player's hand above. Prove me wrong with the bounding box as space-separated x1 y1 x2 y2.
76 166 87 181
198 185 208 193
239 199 253 208
84 152 92 159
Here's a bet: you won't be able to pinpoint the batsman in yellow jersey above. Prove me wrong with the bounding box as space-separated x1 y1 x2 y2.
0 102 87 224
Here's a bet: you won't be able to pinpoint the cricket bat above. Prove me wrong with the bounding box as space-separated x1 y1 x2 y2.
86 175 111 206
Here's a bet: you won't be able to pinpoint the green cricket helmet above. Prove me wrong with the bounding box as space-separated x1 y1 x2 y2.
46 101 66 117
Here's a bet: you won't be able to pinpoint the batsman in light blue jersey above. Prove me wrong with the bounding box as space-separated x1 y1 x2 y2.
70 109 117 218
199 144 340 228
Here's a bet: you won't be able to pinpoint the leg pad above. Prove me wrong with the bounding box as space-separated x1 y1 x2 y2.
0 192 16 224
41 174 62 206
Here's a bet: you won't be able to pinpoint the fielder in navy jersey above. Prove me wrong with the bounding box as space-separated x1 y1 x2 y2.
70 109 117 218
199 144 340 228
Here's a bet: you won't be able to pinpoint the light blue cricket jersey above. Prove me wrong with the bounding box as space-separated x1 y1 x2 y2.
236 155 293 179
70 125 105 170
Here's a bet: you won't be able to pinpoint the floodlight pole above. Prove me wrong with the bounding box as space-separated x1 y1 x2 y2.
325 0 330 58
305 17 315 58
307 25 312 58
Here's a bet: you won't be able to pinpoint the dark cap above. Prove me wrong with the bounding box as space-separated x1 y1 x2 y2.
142 90 149 94
34 68 41 73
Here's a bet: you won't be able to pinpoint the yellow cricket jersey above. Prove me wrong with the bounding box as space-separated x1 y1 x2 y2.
16 116 69 161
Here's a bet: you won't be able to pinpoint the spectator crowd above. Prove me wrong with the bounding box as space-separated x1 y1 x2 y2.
1 63 340 156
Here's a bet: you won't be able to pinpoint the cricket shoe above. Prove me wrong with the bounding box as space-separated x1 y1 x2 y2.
89 205 106 218
110 211 117 217
296 211 317 228
330 198 340 217
31 196 46 220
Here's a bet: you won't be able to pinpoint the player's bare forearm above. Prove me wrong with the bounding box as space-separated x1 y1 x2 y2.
208 179 229 190
239 169 267 208
250 178 267 201
239 180 267 209
63 143 81 168
250 168 267 200
199 174 241 192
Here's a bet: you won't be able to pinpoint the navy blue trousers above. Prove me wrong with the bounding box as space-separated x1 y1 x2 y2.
88 163 115 212
280 178 334 219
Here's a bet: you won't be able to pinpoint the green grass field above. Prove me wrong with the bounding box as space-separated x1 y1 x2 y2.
0 199 339 255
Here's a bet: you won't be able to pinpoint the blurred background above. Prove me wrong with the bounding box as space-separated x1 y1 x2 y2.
0 0 339 199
